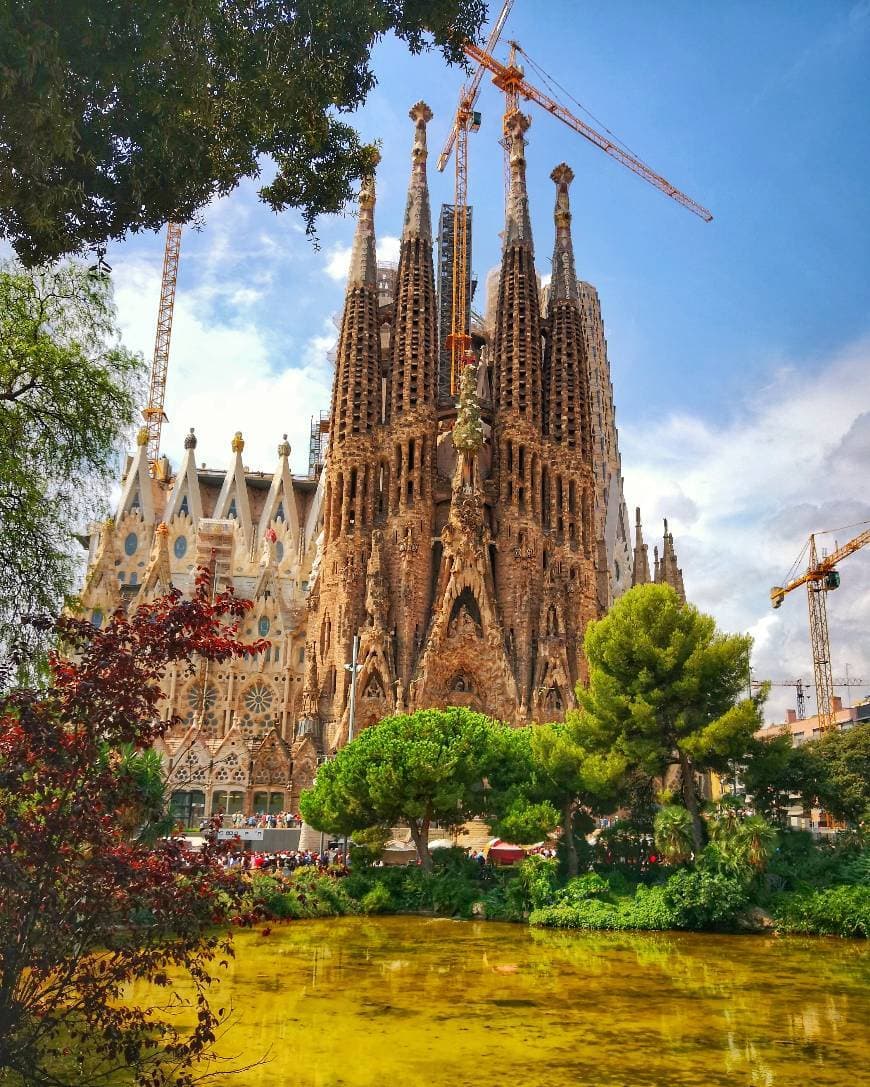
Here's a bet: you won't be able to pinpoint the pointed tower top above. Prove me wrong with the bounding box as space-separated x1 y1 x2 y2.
136 426 149 447
347 159 379 289
453 362 484 456
231 431 245 454
402 101 433 242
504 111 533 248
632 506 651 586
635 506 642 527
184 426 197 450
278 433 291 458
549 161 580 306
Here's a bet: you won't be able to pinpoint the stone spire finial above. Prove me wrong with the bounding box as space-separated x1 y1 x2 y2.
231 431 244 454
184 427 197 450
504 112 533 248
136 426 149 447
347 154 379 289
453 362 484 456
402 101 433 243
550 162 580 306
278 433 291 458
632 506 651 586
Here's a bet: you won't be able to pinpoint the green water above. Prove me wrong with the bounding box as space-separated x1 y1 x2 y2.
131 917 869 1086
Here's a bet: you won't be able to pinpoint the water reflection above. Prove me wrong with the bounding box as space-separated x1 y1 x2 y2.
126 918 869 1087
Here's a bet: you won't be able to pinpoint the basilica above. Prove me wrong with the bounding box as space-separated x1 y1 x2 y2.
77 102 685 824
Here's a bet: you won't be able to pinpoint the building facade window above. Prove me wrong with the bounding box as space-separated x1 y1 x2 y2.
124 532 138 556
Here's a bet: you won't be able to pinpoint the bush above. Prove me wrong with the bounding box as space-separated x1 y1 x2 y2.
529 884 678 931
556 872 609 905
771 885 870 938
662 868 750 930
360 881 394 915
514 855 559 912
246 868 359 920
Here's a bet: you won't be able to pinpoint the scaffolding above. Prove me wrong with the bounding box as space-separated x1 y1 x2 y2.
308 412 330 478
437 204 474 403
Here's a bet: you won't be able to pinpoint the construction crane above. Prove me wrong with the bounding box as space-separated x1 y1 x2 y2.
437 0 516 396
771 524 870 731
142 221 183 478
466 39 714 223
751 678 810 720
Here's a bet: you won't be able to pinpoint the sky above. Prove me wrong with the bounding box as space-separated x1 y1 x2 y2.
97 1 870 724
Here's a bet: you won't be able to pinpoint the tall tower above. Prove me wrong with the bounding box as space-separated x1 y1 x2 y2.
304 157 383 752
536 162 598 713
382 101 439 698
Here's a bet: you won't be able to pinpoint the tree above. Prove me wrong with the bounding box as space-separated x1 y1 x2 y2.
300 708 499 872
491 722 626 878
0 574 266 1086
739 733 808 825
0 1 486 265
801 724 870 828
0 262 142 670
577 584 763 853
653 805 695 865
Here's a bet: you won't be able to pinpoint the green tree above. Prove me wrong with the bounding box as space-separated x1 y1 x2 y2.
300 708 499 872
577 583 763 853
740 732 808 825
0 0 485 265
653 805 694 865
0 262 142 668
492 722 626 878
801 724 870 827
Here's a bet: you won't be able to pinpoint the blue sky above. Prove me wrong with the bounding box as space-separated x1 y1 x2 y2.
103 1 870 721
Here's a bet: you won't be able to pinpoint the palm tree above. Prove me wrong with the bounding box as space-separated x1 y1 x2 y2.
735 815 778 873
654 805 695 865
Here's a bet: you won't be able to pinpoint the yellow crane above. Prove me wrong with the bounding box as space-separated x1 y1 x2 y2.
437 0 516 396
142 221 183 478
771 524 870 731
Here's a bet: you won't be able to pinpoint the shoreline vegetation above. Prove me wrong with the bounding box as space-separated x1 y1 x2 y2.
236 838 870 939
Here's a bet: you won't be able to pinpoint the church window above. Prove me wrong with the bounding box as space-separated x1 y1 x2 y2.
130 490 141 510
227 498 237 519
244 681 274 715
174 535 188 559
276 541 284 562
92 609 103 629
276 501 285 522
129 572 138 585
258 616 271 637
179 494 190 516
298 647 305 664
124 532 138 556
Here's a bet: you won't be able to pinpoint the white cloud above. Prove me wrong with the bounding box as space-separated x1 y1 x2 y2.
323 234 401 281
111 256 334 478
623 336 870 723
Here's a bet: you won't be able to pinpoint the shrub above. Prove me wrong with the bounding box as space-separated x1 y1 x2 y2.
557 872 609 905
771 886 870 938
360 881 394 915
515 855 559 912
530 884 678 931
662 868 750 930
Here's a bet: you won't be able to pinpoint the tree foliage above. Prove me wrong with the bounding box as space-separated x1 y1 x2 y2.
300 708 499 871
0 575 266 1086
491 722 626 877
577 584 763 852
800 724 870 828
0 0 486 264
0 262 142 668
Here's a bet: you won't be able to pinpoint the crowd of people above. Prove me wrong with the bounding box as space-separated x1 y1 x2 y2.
218 848 348 873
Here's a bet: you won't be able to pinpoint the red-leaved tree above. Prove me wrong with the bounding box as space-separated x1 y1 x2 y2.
0 575 267 1085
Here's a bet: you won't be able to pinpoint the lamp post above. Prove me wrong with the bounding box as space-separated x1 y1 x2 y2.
341 634 362 863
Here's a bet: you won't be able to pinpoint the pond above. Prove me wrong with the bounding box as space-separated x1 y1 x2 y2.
128 917 869 1086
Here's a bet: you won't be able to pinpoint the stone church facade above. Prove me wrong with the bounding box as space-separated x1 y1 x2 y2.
77 102 686 822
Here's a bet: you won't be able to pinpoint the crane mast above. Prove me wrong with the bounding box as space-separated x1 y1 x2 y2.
771 526 870 731
438 0 516 396
143 221 182 477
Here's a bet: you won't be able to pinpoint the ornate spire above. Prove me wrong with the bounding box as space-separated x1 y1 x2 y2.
504 112 533 249
277 433 291 458
330 155 382 446
184 426 197 450
453 362 484 492
493 110 542 426
403 102 433 242
388 103 438 417
631 506 651 586
347 155 379 289
549 163 580 306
